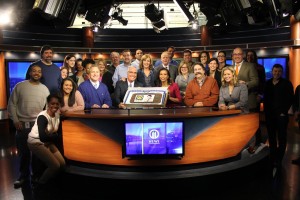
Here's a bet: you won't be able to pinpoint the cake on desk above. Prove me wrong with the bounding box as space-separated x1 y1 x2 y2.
124 87 168 108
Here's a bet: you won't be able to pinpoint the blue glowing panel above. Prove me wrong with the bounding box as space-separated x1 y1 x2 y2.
7 61 63 94
226 58 287 80
260 58 287 80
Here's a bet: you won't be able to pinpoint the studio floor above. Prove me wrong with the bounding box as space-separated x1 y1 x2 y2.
0 117 300 200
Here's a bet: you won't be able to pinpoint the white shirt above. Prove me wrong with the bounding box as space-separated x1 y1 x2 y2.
128 81 134 88
90 80 99 89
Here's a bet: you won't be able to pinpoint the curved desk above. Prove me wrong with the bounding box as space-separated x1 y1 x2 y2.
62 107 269 180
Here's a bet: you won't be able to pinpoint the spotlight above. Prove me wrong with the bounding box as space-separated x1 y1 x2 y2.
190 20 199 30
145 3 167 32
111 8 128 26
93 24 99 32
85 3 113 26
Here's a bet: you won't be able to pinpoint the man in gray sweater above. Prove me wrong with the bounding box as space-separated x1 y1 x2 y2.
8 65 50 189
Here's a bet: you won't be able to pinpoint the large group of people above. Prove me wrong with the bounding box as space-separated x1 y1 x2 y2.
6 44 300 192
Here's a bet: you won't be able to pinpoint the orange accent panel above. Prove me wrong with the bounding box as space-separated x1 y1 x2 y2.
289 48 300 89
200 25 211 46
63 113 259 166
82 27 94 48
290 15 300 40
0 52 7 109
289 16 300 88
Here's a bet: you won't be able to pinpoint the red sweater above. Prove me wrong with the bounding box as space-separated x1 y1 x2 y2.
184 76 219 106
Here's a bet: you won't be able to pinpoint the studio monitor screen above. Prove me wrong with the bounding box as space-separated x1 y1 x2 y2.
124 121 184 159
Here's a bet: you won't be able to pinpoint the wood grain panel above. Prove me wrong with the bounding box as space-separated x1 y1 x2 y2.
63 113 259 166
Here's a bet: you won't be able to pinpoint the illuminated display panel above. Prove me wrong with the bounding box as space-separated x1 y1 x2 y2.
6 61 63 94
124 121 184 159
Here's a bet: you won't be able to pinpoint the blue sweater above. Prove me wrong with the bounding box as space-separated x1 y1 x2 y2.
78 80 112 109
26 60 61 94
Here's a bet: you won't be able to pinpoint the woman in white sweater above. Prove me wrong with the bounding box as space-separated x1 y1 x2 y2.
27 94 65 187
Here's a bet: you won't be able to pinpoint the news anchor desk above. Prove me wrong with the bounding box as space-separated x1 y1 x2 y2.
61 107 269 180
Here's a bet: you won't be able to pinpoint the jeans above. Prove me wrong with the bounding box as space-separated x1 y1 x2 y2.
15 126 33 179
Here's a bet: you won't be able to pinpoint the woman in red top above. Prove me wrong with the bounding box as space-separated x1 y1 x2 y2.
156 68 182 108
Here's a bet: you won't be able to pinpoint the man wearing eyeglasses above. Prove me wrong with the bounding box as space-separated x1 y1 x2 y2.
232 47 258 111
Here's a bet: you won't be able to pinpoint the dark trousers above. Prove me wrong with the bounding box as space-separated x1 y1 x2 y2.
15 127 32 179
265 114 289 164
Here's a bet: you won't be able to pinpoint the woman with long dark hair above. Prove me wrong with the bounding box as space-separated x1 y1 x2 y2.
156 68 182 108
58 77 84 113
61 54 76 77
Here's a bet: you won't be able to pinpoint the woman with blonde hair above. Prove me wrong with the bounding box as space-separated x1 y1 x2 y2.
137 54 156 87
218 66 249 113
95 59 114 95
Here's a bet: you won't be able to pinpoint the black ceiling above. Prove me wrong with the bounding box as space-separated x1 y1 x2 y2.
0 0 295 31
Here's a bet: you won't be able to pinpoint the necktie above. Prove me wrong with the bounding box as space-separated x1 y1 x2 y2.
94 83 98 89
235 63 240 75
129 83 133 88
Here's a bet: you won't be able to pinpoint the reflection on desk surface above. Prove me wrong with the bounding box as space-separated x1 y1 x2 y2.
63 107 241 118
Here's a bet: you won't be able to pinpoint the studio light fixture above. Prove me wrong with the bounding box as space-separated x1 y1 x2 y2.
191 20 199 30
145 2 167 33
92 22 100 32
190 2 199 30
85 3 113 29
111 7 128 26
173 0 195 23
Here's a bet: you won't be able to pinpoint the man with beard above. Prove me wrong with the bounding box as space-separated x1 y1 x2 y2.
25 45 61 94
184 62 219 107
8 65 49 188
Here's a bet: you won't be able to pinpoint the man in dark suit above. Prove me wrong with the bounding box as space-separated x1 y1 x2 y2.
114 66 143 108
232 47 259 111
155 51 178 83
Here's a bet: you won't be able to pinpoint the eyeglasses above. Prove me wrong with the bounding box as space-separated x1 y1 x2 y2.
217 55 225 58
